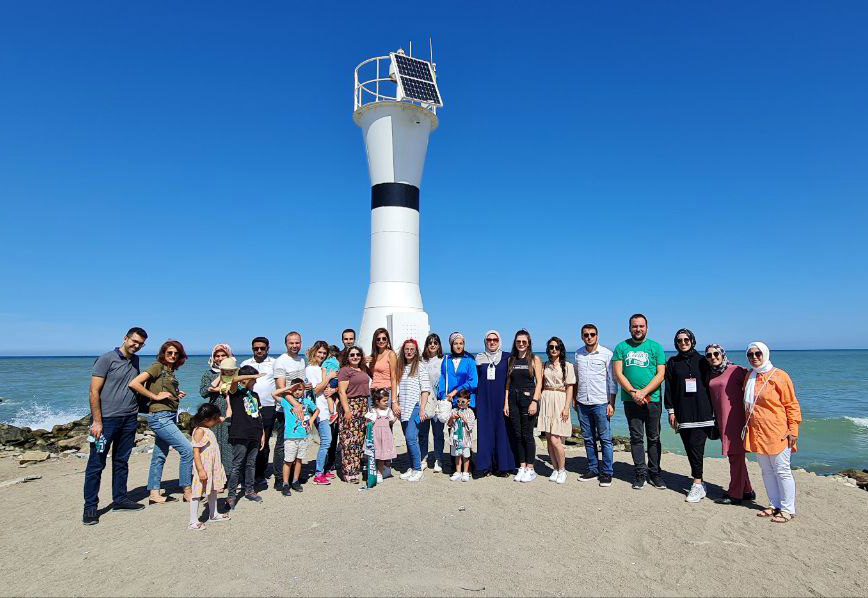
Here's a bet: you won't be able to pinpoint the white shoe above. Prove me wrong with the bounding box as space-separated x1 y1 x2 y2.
556 470 567 484
420 461 428 471
462 472 470 482
376 473 383 484
450 471 462 481
549 470 559 482
399 469 413 480
514 467 526 482
522 469 537 483
685 482 706 503
407 470 424 482
433 461 442 473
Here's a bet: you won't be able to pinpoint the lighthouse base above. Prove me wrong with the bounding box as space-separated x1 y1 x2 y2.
359 308 429 355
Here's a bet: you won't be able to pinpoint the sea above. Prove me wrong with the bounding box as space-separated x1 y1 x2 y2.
0 350 866 475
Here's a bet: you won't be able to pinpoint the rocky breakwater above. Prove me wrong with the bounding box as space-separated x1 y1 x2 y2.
0 412 193 466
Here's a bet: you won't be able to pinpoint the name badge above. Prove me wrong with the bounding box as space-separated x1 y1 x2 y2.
487 365 496 380
685 378 697 393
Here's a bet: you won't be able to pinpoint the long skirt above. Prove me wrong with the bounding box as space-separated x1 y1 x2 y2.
210 394 233 471
339 396 368 480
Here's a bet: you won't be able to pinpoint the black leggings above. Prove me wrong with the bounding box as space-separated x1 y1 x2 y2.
508 388 537 465
679 427 708 480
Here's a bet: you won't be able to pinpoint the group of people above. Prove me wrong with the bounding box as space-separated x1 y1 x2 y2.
82 314 802 529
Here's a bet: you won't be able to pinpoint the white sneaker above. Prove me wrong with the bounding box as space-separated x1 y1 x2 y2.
462 472 470 482
514 467 526 482
376 473 383 484
548 470 559 482
556 470 567 484
399 469 413 480
420 461 428 471
407 470 424 482
685 482 706 503
522 470 537 483
450 471 462 481
433 461 442 473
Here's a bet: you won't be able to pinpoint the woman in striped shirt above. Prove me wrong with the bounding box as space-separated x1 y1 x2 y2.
397 338 431 482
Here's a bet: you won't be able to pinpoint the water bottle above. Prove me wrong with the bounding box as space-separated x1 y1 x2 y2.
87 434 107 453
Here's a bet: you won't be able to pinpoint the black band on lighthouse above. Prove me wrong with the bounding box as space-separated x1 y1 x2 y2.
371 182 419 211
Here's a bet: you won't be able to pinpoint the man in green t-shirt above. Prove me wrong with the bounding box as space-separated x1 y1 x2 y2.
612 313 667 490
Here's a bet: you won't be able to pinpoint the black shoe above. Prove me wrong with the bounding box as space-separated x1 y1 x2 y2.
82 508 99 525
291 481 303 492
273 481 284 492
111 499 145 512
599 474 613 487
632 476 645 490
281 487 292 497
493 470 510 478
648 475 667 490
578 471 598 483
742 491 756 502
226 497 236 510
714 496 742 505
244 492 263 503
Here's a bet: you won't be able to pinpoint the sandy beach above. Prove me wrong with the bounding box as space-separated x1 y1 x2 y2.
0 431 866 597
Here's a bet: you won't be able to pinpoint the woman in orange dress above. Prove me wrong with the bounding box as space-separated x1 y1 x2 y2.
742 342 802 523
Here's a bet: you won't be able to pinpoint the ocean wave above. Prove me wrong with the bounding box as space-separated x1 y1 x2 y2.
5 402 89 431
846 416 868 429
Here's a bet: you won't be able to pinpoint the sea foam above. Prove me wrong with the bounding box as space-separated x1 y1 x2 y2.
7 403 88 431
846 416 868 429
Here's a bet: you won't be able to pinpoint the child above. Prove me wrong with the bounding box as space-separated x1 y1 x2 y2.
273 377 318 496
365 388 397 485
225 365 265 509
189 403 228 530
322 346 342 423
449 389 476 482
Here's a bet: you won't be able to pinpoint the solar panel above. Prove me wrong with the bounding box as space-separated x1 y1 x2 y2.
390 53 443 107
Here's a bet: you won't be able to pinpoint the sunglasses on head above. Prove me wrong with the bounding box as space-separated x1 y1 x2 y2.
705 351 721 358
747 351 763 359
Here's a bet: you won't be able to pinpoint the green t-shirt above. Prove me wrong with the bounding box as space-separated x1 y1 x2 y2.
145 362 181 413
612 339 666 403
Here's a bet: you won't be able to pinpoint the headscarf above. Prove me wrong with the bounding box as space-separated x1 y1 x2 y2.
476 330 503 366
743 341 774 411
448 332 467 358
673 328 697 355
208 343 234 372
704 343 732 376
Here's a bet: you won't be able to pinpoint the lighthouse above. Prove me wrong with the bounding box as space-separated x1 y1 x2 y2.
353 50 443 350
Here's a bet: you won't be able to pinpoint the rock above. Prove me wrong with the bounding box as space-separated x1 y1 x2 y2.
840 469 868 491
143 430 155 437
57 434 89 450
0 424 31 446
177 412 192 431
30 429 48 438
135 433 154 446
18 450 50 464
72 415 91 429
137 416 148 433
51 423 73 437
62 449 77 455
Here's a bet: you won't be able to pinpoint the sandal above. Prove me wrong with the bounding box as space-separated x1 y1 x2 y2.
149 496 177 505
209 513 231 523
771 512 795 523
187 522 206 531
756 508 779 518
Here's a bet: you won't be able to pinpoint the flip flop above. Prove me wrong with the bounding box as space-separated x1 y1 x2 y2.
757 508 779 518
771 512 795 523
187 522 206 531
209 513 231 523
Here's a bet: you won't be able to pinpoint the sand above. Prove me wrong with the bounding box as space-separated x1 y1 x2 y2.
0 431 866 597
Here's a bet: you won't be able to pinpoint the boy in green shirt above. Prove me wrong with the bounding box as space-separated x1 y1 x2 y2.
612 314 667 490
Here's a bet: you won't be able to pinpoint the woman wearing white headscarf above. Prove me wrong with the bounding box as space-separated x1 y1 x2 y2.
743 342 802 523
474 330 517 477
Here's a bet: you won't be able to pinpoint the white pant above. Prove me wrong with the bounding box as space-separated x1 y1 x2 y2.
757 447 796 515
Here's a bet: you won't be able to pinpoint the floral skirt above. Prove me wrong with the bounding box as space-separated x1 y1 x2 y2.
339 396 368 480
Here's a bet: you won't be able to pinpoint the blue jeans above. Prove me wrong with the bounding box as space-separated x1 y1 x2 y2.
400 404 422 471
418 413 445 465
147 411 193 491
577 403 614 477
83 414 138 510
315 418 332 475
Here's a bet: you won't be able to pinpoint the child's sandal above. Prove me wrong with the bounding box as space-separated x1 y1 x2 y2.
187 522 206 531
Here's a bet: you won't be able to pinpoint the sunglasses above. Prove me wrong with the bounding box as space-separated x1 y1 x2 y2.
486 338 498 343
516 340 528 345
253 346 268 351
705 351 721 358
582 332 597 338
547 345 559 351
348 352 361 358
165 350 178 356
747 351 763 359
676 338 692 344
428 340 440 345
376 337 388 342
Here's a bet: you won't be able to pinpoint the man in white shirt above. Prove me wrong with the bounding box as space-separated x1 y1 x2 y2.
240 337 277 486
272 331 307 491
573 323 617 487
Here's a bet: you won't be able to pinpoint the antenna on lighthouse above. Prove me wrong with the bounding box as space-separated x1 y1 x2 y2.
352 48 444 350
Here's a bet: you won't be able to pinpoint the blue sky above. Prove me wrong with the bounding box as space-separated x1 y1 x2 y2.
1 1 866 355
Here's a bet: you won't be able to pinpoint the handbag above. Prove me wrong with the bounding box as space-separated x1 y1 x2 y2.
435 366 453 424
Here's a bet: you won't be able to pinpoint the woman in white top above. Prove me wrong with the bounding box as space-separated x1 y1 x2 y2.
419 333 445 472
305 341 336 485
397 339 431 481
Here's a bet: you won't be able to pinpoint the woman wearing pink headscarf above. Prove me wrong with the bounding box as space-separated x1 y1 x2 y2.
199 343 234 468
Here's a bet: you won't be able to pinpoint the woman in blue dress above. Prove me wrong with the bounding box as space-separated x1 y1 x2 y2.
474 330 517 477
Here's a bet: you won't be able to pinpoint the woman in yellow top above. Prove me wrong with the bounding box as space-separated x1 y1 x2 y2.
742 342 802 523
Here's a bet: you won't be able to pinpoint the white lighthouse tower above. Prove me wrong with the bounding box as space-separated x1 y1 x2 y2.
353 50 443 351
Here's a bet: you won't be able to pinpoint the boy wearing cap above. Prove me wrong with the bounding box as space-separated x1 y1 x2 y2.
273 378 318 496
224 364 266 509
